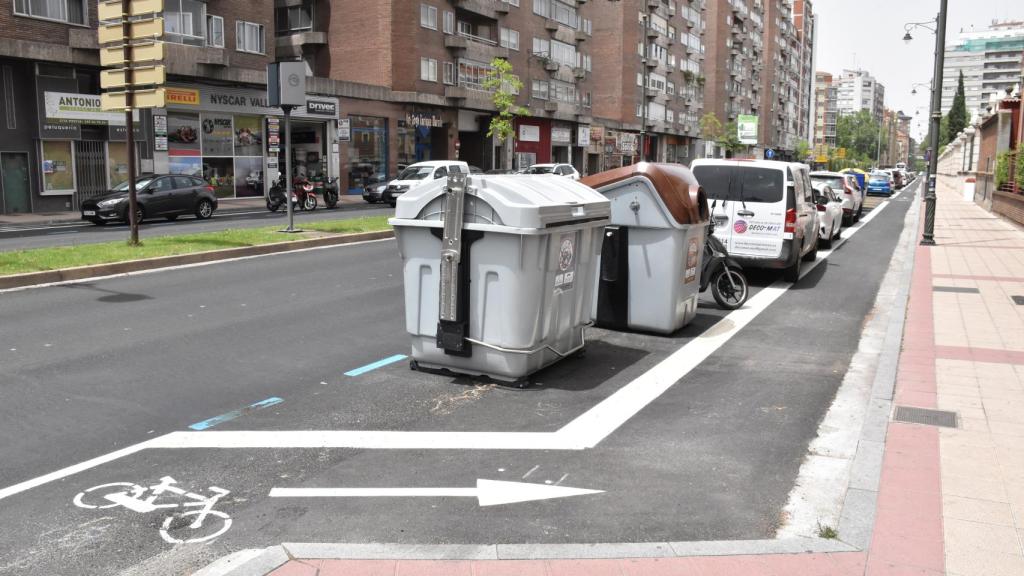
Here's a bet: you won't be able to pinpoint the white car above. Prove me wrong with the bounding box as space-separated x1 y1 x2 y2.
524 163 581 180
810 171 863 225
382 160 470 207
812 182 844 248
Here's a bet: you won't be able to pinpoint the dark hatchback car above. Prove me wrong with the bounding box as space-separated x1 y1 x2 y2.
81 174 218 225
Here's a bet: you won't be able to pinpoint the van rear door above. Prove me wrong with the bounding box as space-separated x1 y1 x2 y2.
692 163 786 259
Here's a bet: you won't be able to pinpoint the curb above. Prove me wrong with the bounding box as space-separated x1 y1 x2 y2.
0 230 394 290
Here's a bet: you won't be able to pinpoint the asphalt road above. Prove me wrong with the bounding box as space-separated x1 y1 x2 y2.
0 185 915 575
0 201 391 252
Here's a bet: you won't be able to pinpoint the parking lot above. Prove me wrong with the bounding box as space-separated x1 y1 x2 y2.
0 184 915 575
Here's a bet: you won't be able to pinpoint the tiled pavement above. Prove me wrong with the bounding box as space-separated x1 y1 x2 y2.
260 180 1024 575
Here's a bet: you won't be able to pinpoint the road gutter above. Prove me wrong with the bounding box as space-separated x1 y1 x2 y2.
0 230 394 292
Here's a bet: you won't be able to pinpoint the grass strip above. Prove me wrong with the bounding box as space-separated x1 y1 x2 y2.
0 215 391 277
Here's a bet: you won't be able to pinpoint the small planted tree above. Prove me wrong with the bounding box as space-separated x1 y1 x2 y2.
483 58 529 145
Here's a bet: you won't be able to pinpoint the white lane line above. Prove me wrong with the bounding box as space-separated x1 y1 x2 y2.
0 193 901 501
522 465 540 480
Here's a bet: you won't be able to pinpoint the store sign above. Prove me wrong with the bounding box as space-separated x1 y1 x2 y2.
337 118 351 141
519 125 540 142
44 91 125 125
618 133 638 154
551 126 572 144
738 114 758 145
406 113 443 128
307 100 337 116
590 125 604 143
153 115 168 151
166 87 200 106
576 126 591 146
267 117 281 153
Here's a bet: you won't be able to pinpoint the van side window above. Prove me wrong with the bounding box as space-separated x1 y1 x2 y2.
803 173 814 202
434 167 448 179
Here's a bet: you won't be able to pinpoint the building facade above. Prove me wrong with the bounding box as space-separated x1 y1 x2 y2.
793 0 815 148
836 68 885 124
702 0 764 155
941 21 1024 119
589 0 706 169
813 71 837 152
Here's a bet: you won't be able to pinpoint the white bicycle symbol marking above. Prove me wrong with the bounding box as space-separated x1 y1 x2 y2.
73 476 232 544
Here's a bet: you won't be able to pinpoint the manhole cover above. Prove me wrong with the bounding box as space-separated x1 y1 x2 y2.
894 406 958 428
933 286 980 294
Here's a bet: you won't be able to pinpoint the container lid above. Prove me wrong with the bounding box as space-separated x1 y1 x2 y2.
393 174 610 230
581 163 708 226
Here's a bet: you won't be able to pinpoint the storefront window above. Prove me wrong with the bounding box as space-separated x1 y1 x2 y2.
234 157 263 197
234 115 263 156
203 157 234 198
233 115 264 197
108 142 130 188
201 114 233 156
168 111 201 177
347 115 388 192
40 141 74 193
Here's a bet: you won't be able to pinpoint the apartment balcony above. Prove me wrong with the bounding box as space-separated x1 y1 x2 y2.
444 85 497 111
575 29 588 42
164 42 230 70
276 31 327 58
444 33 509 62
454 0 501 20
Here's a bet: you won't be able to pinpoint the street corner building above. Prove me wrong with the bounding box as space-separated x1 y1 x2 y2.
0 0 825 215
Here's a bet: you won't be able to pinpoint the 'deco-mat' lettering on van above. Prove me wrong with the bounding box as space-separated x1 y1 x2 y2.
730 215 783 257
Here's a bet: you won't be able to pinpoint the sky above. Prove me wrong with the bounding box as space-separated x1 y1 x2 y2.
813 0 1024 141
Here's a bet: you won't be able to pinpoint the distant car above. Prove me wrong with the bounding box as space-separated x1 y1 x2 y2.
485 168 517 175
811 171 863 225
382 160 470 207
811 182 844 248
81 174 218 225
866 172 893 196
362 182 387 204
525 163 581 180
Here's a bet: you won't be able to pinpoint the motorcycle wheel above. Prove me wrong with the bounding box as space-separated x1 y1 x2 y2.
267 200 280 212
324 193 338 209
711 267 749 310
304 195 317 211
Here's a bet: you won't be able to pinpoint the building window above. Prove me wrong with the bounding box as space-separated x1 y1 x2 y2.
500 28 519 50
235 21 265 54
457 59 493 91
420 57 437 82
13 0 85 25
207 15 224 48
275 0 313 35
443 61 455 85
443 11 454 34
502 0 520 6
549 39 576 67
420 4 437 30
532 37 550 57
532 80 549 100
533 0 577 28
165 0 206 45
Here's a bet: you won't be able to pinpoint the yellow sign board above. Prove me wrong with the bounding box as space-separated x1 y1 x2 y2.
165 87 200 106
816 155 829 164
99 42 165 66
100 65 166 89
98 17 164 44
837 147 847 159
97 0 163 21
101 87 166 111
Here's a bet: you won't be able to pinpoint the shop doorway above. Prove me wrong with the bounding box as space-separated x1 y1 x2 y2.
281 120 327 181
552 146 570 164
1 152 30 214
459 130 488 169
587 153 600 176
74 140 108 207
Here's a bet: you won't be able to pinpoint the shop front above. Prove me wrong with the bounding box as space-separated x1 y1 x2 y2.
156 84 339 199
594 127 639 170
513 117 551 169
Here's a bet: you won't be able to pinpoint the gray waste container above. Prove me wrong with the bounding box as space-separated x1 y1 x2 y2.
582 163 709 334
389 172 610 383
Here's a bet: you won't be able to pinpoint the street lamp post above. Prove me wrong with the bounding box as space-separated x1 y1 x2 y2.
904 4 948 246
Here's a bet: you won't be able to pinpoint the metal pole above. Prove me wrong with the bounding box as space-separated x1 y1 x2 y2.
922 2 947 246
640 11 649 162
122 0 138 245
283 105 296 232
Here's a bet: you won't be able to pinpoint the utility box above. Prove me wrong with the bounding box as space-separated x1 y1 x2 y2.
582 163 710 334
389 173 610 382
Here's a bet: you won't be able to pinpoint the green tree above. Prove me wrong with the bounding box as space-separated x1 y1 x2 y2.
938 114 951 148
795 140 811 162
718 121 745 157
836 110 880 161
699 112 723 142
946 70 968 144
482 58 528 143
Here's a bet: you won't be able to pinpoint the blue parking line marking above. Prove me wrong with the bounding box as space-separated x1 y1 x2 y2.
188 397 283 431
345 354 408 377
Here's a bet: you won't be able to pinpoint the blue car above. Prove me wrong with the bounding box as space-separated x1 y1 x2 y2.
866 172 893 196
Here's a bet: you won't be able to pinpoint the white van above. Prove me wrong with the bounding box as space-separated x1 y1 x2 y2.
382 160 470 207
690 159 820 283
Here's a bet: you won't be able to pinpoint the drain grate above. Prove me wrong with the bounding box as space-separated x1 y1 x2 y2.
933 286 980 294
1013 296 1024 306
894 406 959 428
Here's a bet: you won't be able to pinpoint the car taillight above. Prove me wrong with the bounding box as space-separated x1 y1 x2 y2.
206 186 215 193
784 208 797 234
816 204 826 212
844 185 853 196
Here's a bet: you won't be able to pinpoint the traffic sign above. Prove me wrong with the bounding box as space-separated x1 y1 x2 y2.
100 42 164 67
765 148 775 159
97 17 163 44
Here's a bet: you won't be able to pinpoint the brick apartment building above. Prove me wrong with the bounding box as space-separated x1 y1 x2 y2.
759 0 801 157
793 0 814 148
702 0 763 156
813 71 837 152
588 0 706 170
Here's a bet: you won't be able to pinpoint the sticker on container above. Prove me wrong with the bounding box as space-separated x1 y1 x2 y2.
685 237 699 284
556 233 577 291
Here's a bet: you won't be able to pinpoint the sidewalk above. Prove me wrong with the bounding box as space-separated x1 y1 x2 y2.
215 180 1024 576
0 195 366 227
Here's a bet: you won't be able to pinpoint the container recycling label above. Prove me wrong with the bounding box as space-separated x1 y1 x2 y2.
555 234 577 292
685 238 699 284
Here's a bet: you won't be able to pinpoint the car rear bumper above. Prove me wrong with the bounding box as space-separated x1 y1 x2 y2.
731 240 798 270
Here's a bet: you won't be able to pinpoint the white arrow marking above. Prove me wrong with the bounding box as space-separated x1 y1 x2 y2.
268 479 603 507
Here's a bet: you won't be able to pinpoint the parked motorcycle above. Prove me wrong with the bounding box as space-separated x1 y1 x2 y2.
316 177 340 209
700 204 749 310
267 176 317 212
266 174 291 212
